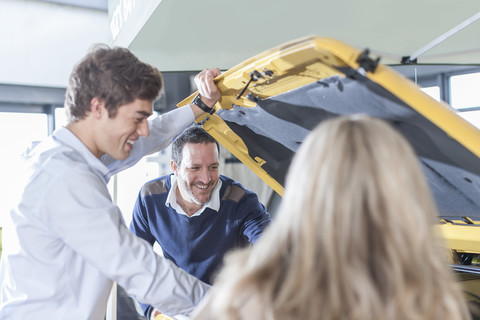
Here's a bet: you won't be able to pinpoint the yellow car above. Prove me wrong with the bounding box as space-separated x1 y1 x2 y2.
179 36 480 313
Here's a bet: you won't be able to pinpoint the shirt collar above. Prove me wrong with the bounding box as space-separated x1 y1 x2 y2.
166 174 222 217
53 126 112 183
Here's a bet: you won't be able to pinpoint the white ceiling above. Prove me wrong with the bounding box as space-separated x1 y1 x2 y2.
111 0 480 72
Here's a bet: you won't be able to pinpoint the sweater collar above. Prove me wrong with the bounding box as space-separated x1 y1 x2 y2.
165 174 222 217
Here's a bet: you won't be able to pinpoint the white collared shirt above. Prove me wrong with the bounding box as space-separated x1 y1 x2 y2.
0 107 210 320
166 175 222 217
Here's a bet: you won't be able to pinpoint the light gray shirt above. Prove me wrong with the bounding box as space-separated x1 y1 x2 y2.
0 107 209 320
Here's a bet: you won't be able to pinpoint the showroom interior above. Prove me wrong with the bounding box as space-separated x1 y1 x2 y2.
1 1 480 319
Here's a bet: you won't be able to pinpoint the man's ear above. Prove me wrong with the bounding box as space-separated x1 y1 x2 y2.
90 97 105 119
171 160 178 175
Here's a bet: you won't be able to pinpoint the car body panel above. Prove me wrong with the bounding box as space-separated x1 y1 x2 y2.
178 36 480 255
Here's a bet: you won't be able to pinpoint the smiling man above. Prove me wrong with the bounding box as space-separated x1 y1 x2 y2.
129 126 272 319
0 45 221 319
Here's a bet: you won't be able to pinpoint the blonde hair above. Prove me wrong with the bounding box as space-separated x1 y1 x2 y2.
193 115 471 320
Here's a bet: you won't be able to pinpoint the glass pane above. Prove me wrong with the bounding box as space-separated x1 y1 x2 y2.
113 149 171 227
55 107 67 129
0 112 48 227
450 72 480 109
457 109 480 129
420 86 441 102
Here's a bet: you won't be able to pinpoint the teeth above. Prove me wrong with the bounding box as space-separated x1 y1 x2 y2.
127 139 134 146
195 184 208 189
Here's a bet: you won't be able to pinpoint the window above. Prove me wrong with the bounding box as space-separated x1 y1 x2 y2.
55 107 67 128
450 72 480 110
449 71 480 128
114 149 172 226
457 110 480 129
0 112 48 227
420 86 441 101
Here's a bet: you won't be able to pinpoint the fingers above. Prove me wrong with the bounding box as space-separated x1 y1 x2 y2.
194 68 221 105
209 67 221 78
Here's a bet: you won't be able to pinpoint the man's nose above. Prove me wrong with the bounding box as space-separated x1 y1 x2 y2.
198 167 211 183
137 120 149 137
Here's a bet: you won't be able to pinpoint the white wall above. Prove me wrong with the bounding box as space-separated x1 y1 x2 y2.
0 0 110 88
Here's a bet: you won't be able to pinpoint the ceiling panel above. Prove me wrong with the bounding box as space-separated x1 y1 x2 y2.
111 0 480 72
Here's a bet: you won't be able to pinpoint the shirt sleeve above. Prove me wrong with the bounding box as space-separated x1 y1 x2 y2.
42 169 209 316
238 189 272 244
102 106 195 174
129 188 159 318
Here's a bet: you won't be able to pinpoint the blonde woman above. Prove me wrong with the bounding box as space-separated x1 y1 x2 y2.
192 115 471 320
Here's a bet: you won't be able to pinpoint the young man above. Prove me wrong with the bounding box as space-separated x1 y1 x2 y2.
0 44 221 319
129 126 272 319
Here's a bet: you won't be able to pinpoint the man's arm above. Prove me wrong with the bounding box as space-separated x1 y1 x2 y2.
129 186 159 318
237 186 272 243
42 170 210 317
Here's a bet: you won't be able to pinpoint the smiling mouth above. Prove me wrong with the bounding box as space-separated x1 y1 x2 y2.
127 139 135 146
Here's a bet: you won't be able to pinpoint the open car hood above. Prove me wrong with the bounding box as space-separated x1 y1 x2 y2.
178 36 480 229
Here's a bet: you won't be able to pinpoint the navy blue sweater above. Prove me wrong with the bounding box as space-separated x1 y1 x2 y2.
129 174 271 317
